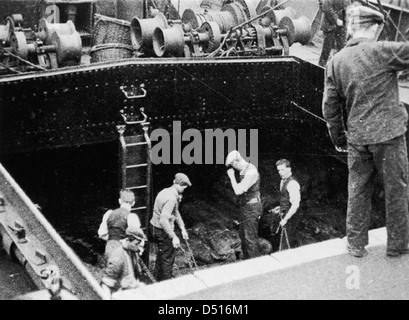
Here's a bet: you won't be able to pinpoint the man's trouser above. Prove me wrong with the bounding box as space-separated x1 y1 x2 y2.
150 225 176 281
347 135 409 252
318 27 347 67
239 202 262 259
271 210 302 250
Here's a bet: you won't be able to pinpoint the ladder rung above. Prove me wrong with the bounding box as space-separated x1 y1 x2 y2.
128 185 147 190
126 164 148 169
126 142 148 147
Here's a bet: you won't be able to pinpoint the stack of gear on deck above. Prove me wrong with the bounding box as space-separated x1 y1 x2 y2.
0 14 82 73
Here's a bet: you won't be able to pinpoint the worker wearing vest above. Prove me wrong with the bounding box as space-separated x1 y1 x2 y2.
226 150 262 259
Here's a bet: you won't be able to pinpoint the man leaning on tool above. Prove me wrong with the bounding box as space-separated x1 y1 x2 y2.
226 150 262 259
322 4 409 258
150 173 191 281
270 159 301 250
101 226 147 299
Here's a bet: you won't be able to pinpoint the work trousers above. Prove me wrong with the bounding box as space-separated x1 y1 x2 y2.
151 225 176 281
347 135 409 252
239 202 262 259
319 27 347 67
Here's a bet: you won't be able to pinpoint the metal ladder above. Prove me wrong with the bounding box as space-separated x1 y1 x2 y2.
117 84 152 266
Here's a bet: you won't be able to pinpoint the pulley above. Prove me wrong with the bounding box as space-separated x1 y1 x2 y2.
153 24 185 57
182 9 211 30
195 22 222 54
259 6 297 26
130 12 168 56
50 30 82 66
9 31 29 60
182 9 236 34
221 2 249 26
37 19 77 45
278 16 311 46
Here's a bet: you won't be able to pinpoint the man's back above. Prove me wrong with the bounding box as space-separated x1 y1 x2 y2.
326 40 409 145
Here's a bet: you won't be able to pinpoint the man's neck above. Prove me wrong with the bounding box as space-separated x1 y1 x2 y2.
120 203 132 211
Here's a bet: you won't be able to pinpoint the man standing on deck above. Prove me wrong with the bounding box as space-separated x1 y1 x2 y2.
226 150 262 259
319 0 351 67
322 4 409 257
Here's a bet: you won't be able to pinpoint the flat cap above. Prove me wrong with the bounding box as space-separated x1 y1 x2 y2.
347 4 385 26
174 172 192 187
225 150 240 167
126 226 147 241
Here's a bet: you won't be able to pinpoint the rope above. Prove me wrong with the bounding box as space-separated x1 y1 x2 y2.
184 239 199 269
290 101 327 123
178 245 198 270
0 61 22 74
279 226 290 251
1 49 47 71
137 257 157 283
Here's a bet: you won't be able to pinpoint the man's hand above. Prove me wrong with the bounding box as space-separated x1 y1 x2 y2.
181 229 189 240
227 168 235 180
279 218 288 227
172 236 181 248
269 206 281 215
335 145 348 153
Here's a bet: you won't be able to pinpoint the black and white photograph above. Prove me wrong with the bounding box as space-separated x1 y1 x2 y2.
0 0 409 304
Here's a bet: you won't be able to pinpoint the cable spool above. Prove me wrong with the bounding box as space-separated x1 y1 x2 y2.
258 6 297 27
205 11 236 33
130 12 168 55
196 21 222 54
153 24 185 57
278 16 311 46
221 2 248 26
50 30 82 66
182 9 209 30
0 25 8 44
9 31 29 60
237 0 258 19
37 19 76 45
272 7 297 25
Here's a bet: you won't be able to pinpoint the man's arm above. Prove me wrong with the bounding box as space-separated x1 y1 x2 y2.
384 42 409 71
227 167 259 196
159 200 178 238
101 252 123 297
97 210 112 241
322 65 347 149
127 213 141 229
280 180 301 226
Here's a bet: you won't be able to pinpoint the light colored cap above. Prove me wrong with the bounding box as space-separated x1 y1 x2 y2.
174 173 192 187
347 4 385 27
225 150 240 167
